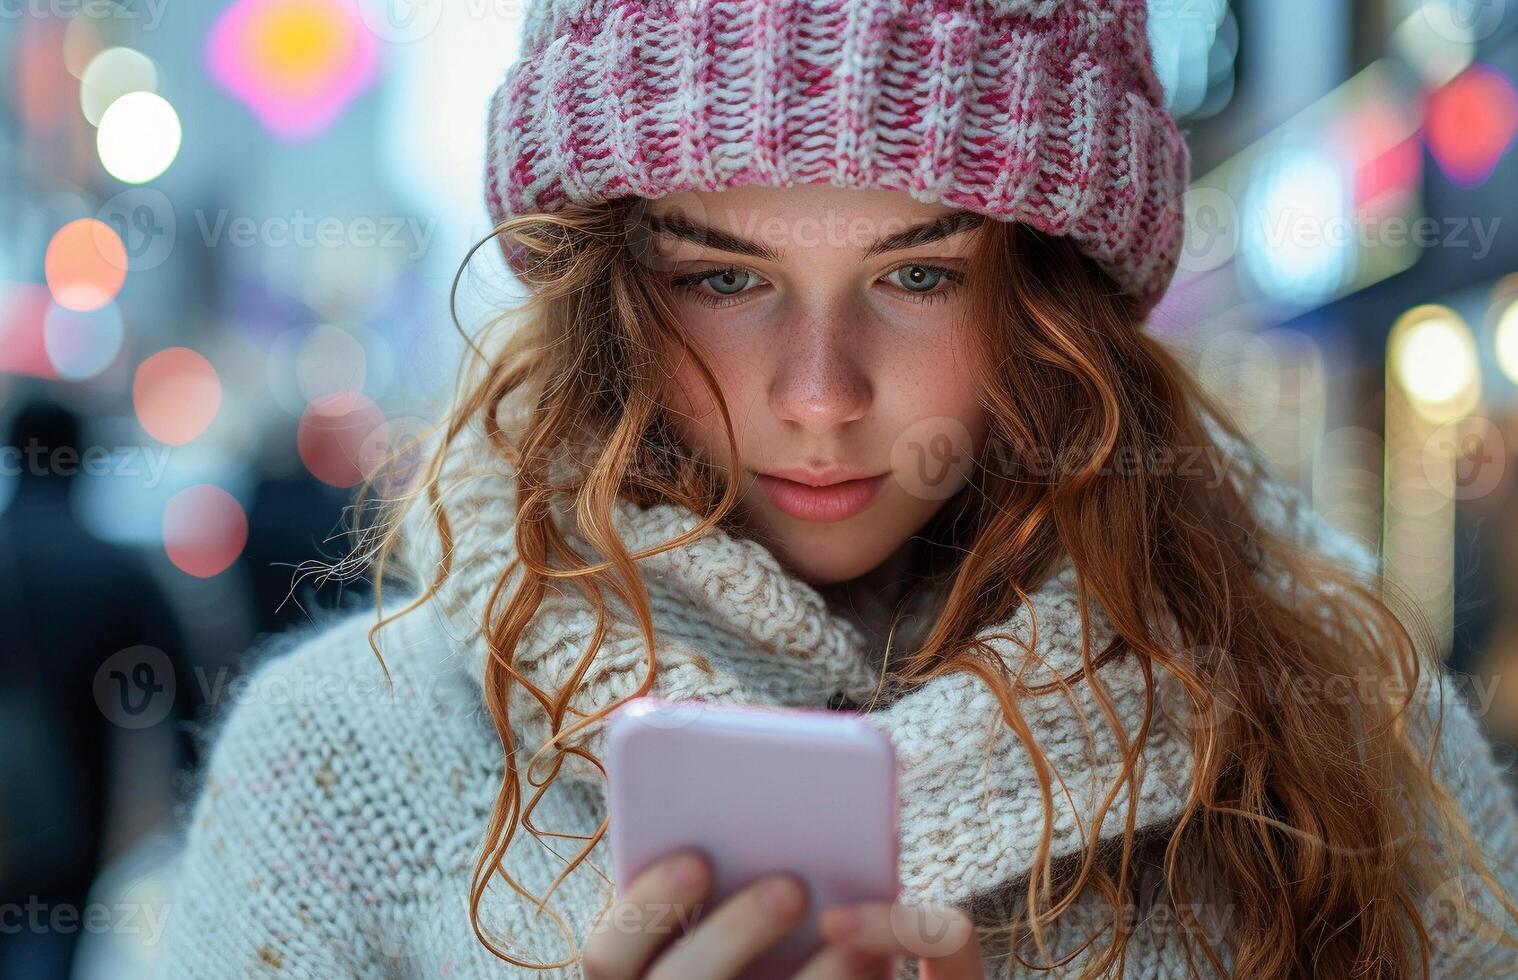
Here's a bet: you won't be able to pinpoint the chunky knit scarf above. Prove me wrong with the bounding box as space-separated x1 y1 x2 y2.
391 398 1373 931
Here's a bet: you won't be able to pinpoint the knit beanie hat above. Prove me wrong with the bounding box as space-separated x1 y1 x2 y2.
484 0 1191 312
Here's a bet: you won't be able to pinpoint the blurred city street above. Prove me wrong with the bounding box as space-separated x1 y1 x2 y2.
4 1 1518 976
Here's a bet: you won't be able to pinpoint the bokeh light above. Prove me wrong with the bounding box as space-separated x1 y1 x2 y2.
1425 63 1518 189
79 47 159 126
265 323 371 415
1147 0 1235 119
1351 93 1422 209
162 484 248 578
1496 300 1518 388
296 323 367 402
134 348 223 445
1390 305 1481 421
206 0 380 142
16 17 70 128
1392 4 1476 87
43 302 124 381
360 413 434 497
45 219 128 312
62 16 105 79
0 284 56 378
97 91 182 184
297 390 385 487
1240 143 1354 306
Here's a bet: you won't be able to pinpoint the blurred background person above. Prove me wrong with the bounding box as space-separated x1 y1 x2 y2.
0 396 192 980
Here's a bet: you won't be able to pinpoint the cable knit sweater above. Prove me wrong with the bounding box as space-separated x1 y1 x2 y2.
154 410 1518 979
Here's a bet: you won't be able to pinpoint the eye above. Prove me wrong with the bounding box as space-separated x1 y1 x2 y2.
703 268 756 296
670 267 766 308
883 264 964 304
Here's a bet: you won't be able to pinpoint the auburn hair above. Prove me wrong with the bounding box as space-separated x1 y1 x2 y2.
353 196 1518 978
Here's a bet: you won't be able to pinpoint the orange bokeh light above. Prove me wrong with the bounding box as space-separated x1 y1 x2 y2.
45 219 129 312
163 484 248 578
133 347 222 445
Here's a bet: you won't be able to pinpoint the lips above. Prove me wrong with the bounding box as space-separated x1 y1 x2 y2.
753 472 888 523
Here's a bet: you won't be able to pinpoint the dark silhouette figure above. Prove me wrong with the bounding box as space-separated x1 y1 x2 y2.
0 398 196 980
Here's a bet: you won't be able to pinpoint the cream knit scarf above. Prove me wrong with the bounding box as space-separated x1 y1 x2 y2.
391 402 1305 923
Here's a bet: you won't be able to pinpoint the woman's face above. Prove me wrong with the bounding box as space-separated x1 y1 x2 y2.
645 184 992 587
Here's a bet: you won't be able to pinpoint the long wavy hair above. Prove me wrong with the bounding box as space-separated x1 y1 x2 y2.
353 196 1518 978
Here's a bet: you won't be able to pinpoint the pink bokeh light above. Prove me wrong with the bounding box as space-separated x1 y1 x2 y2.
298 390 387 488
205 0 380 142
1425 63 1518 189
163 484 249 578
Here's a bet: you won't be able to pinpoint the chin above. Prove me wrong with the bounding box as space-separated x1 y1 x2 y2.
765 533 897 588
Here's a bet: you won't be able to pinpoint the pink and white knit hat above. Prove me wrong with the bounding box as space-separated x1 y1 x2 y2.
485 0 1191 312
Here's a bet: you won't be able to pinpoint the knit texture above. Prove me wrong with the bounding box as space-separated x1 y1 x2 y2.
485 0 1190 311
152 410 1518 978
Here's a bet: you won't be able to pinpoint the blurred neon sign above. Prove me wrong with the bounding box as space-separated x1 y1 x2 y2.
205 0 380 142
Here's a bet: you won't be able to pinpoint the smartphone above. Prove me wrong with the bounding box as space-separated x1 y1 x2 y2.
606 696 900 979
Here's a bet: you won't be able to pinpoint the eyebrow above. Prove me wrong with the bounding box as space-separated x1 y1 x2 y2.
641 208 987 262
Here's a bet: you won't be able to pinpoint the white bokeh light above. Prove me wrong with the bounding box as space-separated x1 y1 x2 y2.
1495 301 1518 387
1391 307 1480 412
1240 143 1354 307
97 91 182 184
79 47 158 126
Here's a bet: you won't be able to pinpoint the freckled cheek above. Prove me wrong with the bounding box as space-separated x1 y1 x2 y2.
879 332 988 448
885 328 967 398
657 332 757 451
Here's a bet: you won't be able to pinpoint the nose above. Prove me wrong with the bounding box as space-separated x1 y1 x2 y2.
767 316 872 431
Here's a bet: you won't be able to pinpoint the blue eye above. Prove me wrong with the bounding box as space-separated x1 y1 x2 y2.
888 264 949 293
885 264 964 305
703 269 756 296
670 267 765 308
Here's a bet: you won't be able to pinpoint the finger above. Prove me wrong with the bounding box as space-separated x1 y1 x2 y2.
581 849 711 980
647 872 809 979
792 941 898 980
820 901 984 979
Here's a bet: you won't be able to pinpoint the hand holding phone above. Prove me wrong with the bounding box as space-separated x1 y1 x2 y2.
603 697 899 978
598 696 987 979
580 846 895 978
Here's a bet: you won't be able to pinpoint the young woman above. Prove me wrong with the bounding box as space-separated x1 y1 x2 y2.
158 1 1518 977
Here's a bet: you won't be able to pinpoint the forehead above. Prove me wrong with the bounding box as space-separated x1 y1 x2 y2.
641 184 972 257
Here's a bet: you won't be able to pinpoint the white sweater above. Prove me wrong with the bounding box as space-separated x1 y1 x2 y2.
154 415 1518 978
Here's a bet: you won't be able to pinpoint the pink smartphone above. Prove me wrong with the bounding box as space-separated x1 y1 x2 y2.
606 696 900 979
